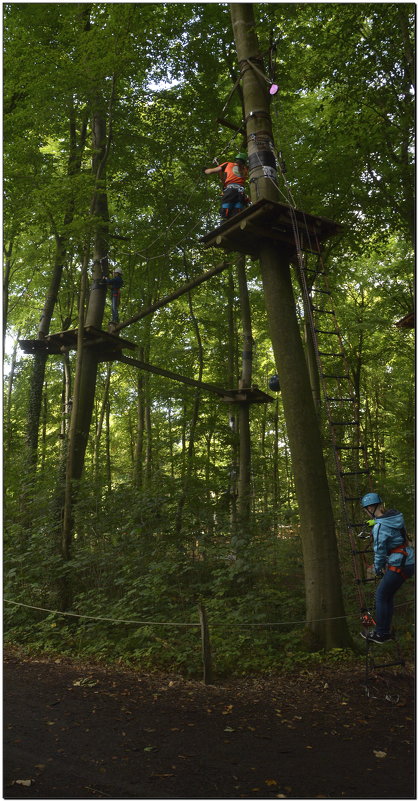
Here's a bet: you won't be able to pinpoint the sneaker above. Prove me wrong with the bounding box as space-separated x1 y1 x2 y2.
360 630 393 644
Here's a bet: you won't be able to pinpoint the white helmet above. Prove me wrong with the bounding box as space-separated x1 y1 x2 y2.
114 267 123 274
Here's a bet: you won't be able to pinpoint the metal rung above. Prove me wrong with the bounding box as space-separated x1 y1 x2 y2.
303 268 326 276
311 288 331 295
340 469 369 476
368 659 405 669
335 445 364 446
321 374 349 379
326 396 356 402
312 307 335 315
331 421 359 426
355 578 376 584
345 496 361 501
318 351 341 357
315 329 339 335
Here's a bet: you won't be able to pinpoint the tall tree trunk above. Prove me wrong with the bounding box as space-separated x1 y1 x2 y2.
40 385 48 475
59 88 114 608
272 398 280 518
300 281 321 418
5 329 20 454
105 396 111 493
230 3 351 649
26 96 89 468
144 374 153 487
133 350 145 489
174 273 204 540
225 271 238 528
93 364 112 483
59 352 72 472
233 256 253 563
3 239 14 351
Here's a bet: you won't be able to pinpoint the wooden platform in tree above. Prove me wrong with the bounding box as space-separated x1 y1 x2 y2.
395 311 414 328
19 326 137 361
218 386 273 404
201 198 343 258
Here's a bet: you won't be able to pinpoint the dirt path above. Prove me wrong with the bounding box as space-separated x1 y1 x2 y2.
3 647 415 799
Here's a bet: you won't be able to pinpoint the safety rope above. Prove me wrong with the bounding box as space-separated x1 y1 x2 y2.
4 598 412 628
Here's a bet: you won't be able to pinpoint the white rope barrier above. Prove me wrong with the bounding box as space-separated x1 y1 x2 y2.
4 598 413 629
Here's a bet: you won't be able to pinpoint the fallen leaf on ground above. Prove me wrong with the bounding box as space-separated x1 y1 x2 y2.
373 750 387 758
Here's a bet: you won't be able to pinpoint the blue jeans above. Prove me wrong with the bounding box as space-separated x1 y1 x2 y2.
375 565 414 635
111 294 119 323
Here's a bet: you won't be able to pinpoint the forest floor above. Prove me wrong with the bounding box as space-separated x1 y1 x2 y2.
3 645 415 800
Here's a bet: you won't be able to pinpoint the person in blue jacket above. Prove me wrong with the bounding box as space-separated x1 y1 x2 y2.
103 266 123 323
360 492 414 644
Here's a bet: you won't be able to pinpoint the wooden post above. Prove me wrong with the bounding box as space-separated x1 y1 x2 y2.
198 603 213 685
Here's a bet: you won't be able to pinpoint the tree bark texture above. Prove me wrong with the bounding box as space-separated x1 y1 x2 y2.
230 3 351 648
59 92 113 603
26 95 89 468
236 255 253 546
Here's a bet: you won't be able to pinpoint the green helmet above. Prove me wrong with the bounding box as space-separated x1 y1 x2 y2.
235 151 248 162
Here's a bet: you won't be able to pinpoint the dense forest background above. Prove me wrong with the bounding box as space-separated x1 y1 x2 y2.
4 3 414 676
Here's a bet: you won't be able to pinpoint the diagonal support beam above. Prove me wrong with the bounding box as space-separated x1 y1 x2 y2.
116 354 227 397
114 259 233 333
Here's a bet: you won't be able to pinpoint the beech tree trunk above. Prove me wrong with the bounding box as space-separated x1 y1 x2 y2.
174 274 204 540
225 270 238 528
230 2 351 649
26 94 89 468
234 255 253 562
59 93 113 608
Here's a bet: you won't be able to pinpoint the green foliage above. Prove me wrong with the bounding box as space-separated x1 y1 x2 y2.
4 3 414 673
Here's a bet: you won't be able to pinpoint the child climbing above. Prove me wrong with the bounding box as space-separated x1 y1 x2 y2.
103 266 123 324
203 152 250 220
360 492 414 644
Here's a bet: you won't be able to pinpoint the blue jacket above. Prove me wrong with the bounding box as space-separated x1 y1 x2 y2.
371 509 414 573
104 274 123 297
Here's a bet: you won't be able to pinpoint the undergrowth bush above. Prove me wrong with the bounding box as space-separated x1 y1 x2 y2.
4 478 414 676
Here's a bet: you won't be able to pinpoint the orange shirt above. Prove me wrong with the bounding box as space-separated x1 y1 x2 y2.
220 161 248 187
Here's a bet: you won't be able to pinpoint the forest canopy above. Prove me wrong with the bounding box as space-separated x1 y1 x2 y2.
4 3 414 674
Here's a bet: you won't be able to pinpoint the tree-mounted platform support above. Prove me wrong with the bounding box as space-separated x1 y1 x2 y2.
19 326 137 362
19 330 273 405
116 354 273 404
201 198 343 258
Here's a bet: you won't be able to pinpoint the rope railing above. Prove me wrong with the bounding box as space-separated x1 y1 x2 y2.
4 598 413 629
